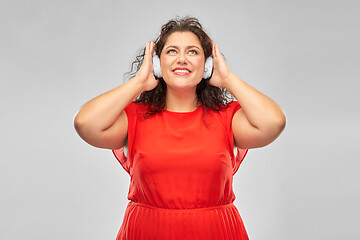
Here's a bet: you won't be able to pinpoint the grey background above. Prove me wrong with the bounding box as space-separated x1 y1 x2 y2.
1 0 359 239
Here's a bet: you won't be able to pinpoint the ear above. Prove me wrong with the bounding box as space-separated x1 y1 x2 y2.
203 56 213 79
152 53 162 78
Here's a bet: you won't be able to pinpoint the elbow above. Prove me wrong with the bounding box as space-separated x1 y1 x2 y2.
73 114 100 147
260 114 287 148
73 113 88 135
272 111 287 135
74 112 82 129
277 112 287 130
74 117 83 136
261 112 286 135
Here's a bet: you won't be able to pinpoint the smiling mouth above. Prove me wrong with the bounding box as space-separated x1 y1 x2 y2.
173 68 191 75
174 69 190 73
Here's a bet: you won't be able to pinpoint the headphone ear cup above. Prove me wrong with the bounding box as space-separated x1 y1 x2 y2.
203 56 213 79
152 54 162 78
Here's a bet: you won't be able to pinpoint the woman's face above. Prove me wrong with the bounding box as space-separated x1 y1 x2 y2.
160 31 205 91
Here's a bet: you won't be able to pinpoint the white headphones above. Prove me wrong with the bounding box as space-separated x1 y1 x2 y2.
152 54 213 79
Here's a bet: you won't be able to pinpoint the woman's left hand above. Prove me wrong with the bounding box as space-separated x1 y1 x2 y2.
209 43 233 88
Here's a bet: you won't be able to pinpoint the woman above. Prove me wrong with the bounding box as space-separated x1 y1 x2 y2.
74 16 286 240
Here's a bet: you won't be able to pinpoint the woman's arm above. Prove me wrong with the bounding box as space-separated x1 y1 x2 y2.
74 42 158 149
74 79 143 149
226 73 286 149
210 44 286 149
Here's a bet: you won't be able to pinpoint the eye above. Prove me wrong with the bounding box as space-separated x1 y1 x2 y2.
188 50 198 55
166 49 177 54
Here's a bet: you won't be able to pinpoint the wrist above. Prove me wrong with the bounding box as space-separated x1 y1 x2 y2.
130 75 148 93
222 72 236 90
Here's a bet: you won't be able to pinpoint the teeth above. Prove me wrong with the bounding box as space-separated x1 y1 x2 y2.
174 69 190 73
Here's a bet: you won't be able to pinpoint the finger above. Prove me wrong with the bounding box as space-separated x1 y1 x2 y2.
149 42 156 66
215 44 221 59
148 41 153 56
144 42 149 62
214 43 218 58
148 42 152 60
150 41 155 56
147 42 153 64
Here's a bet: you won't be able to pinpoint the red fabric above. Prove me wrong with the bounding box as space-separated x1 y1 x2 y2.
112 101 249 240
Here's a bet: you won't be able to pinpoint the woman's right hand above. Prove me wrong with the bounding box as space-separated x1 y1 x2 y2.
74 42 159 150
135 41 159 91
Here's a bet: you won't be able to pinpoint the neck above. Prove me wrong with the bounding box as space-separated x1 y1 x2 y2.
165 88 199 112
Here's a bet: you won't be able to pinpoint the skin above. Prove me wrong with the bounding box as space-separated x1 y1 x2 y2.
159 32 205 112
74 31 286 150
210 42 286 148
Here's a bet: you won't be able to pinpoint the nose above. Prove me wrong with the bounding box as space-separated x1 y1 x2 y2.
177 52 188 64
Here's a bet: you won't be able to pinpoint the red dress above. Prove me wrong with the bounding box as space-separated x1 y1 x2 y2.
112 101 249 240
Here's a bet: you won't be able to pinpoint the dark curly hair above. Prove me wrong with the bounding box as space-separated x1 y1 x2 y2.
125 16 233 118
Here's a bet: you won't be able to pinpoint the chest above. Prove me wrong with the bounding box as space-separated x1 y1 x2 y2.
130 112 233 176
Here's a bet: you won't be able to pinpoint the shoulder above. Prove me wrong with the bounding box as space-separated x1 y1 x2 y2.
225 101 241 111
217 101 242 118
204 101 241 128
124 102 149 115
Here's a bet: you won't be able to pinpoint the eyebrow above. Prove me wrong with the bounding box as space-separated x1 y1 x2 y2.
164 45 201 51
